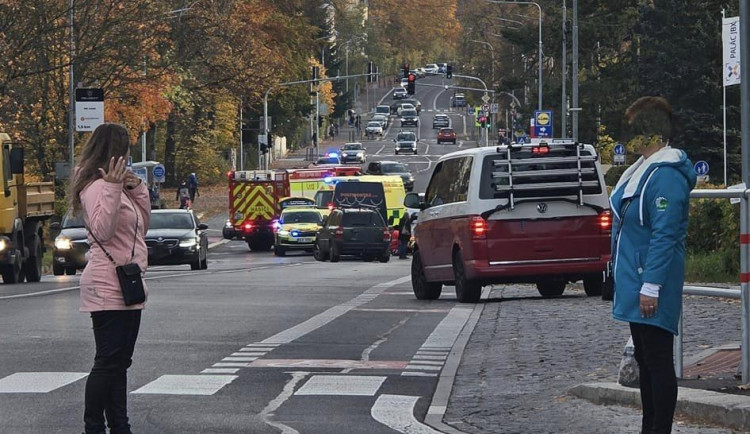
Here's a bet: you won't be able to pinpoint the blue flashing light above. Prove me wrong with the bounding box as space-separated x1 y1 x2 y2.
324 176 334 184
328 152 339 158
291 230 300 237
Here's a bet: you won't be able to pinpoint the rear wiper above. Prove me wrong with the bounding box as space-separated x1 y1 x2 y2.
480 198 605 220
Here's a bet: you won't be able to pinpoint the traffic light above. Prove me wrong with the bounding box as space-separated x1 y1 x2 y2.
407 73 416 95
479 115 487 127
311 66 319 94
403 63 410 79
367 61 375 83
446 64 453 79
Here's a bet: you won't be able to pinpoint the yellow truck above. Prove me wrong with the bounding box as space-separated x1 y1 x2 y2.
0 133 55 283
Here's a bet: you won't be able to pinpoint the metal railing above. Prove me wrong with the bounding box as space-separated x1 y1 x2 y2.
674 188 750 382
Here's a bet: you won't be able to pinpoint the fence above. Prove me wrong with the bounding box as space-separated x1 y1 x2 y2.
674 188 750 382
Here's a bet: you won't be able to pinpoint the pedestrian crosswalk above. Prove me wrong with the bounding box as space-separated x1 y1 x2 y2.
0 372 88 393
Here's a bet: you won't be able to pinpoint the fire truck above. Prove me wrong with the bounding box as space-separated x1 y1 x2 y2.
227 167 362 251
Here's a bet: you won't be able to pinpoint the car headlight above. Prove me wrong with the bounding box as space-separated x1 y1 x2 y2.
55 237 72 250
409 176 415 182
179 238 198 247
342 152 349 157
278 230 290 237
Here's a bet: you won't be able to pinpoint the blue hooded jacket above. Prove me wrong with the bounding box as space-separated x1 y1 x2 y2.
610 147 697 335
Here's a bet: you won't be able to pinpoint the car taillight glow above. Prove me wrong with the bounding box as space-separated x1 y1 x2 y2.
532 146 550 155
244 222 253 231
335 228 344 238
383 228 391 241
327 203 334 210
599 210 612 232
471 216 487 239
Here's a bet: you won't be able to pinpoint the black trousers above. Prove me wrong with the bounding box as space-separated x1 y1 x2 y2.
84 310 142 434
630 322 677 434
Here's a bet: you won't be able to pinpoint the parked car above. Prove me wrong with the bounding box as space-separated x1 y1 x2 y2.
407 140 612 303
394 130 418 155
340 142 366 163
365 121 384 137
366 160 415 192
424 64 439 74
399 109 419 127
432 114 450 129
437 127 457 144
392 88 407 99
146 209 208 270
314 208 391 263
52 211 88 276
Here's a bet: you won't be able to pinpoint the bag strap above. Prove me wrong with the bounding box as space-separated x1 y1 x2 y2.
86 189 140 266
613 198 633 250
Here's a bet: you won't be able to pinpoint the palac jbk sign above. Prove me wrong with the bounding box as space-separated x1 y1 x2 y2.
723 15 741 87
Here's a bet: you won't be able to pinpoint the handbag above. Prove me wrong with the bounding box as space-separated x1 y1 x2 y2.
87 193 145 306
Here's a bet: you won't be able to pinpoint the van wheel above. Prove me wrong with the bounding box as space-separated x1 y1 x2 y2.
453 250 481 303
412 250 441 300
583 273 604 297
537 280 566 298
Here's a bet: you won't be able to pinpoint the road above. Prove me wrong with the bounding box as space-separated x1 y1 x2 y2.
0 77 471 434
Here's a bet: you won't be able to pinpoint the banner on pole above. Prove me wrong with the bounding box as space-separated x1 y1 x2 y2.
723 16 741 87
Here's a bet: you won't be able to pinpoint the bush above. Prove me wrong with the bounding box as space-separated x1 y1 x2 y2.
685 250 738 283
605 165 628 187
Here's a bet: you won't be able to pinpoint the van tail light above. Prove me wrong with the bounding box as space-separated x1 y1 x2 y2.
383 228 391 242
327 202 334 210
598 210 612 233
335 228 344 239
471 216 487 239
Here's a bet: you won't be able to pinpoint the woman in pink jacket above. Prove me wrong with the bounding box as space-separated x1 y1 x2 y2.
70 123 150 434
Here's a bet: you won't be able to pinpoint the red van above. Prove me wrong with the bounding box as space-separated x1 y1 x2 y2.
405 140 612 303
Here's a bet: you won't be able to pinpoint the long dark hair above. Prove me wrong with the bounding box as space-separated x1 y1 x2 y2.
70 123 131 212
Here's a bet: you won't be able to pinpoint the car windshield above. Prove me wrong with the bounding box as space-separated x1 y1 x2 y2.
62 212 85 229
315 191 334 208
440 128 454 133
376 106 389 113
397 132 416 141
149 212 195 230
401 110 417 117
342 211 384 227
381 163 408 173
281 212 321 224
342 144 362 150
367 122 380 127
372 115 385 121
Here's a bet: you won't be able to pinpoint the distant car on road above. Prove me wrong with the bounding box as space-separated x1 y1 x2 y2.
365 121 384 137
400 77 409 88
397 103 415 117
340 142 366 163
375 105 391 116
399 109 419 127
52 211 88 276
400 98 422 114
394 130 418 155
314 208 391 263
366 160 415 192
414 68 426 78
316 155 342 165
146 209 208 270
424 64 439 74
451 93 467 107
392 88 407 99
371 114 389 129
437 127 457 144
432 114 450 129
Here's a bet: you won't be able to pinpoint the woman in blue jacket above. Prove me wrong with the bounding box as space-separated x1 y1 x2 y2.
610 97 697 434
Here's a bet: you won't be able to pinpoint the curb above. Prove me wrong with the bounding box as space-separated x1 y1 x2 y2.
570 382 750 431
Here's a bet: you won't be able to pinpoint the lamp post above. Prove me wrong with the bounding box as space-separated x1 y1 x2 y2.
470 40 495 88
486 0 543 110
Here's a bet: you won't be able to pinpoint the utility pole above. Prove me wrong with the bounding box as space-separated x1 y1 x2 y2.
239 98 243 171
572 0 580 141
561 0 567 138
739 0 750 383
68 0 75 167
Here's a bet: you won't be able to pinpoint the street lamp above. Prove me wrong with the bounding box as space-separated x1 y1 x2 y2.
485 0 543 111
470 40 495 88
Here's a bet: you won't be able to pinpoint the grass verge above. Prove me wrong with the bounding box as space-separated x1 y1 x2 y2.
685 250 738 284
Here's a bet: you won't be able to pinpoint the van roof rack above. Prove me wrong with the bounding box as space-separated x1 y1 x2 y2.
492 140 597 210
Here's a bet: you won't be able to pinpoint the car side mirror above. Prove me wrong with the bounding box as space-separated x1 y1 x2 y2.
50 222 61 231
404 192 424 210
198 223 208 230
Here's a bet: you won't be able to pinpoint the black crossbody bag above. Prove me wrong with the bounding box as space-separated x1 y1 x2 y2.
87 194 145 306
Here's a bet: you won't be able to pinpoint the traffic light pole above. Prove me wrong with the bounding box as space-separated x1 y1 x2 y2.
263 72 378 168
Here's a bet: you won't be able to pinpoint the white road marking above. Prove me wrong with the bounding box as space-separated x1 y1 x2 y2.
201 368 239 374
212 362 253 368
413 355 448 360
208 239 230 249
422 306 473 349
132 374 237 396
295 375 386 396
371 394 442 434
405 365 441 371
259 371 307 434
245 343 280 347
0 372 88 393
407 360 444 366
400 372 438 377
260 276 410 345
341 316 412 374
222 357 258 362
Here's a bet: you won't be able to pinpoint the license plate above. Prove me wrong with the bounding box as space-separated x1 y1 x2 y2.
296 237 313 243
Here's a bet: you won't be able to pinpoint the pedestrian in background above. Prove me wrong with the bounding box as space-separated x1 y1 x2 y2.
70 123 151 434
610 97 697 434
187 172 199 202
397 213 411 259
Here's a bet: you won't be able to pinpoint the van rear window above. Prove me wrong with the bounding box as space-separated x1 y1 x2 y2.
479 146 602 200
342 211 384 227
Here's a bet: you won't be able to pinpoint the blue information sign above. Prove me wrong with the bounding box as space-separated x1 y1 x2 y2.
533 110 553 138
694 160 709 176
614 144 625 155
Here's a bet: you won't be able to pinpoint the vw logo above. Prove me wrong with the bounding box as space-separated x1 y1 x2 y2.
537 203 548 214
157 237 163 242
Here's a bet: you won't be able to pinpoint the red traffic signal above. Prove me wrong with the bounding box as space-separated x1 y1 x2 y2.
408 73 416 82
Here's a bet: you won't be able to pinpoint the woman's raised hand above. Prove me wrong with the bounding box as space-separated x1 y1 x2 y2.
98 156 128 184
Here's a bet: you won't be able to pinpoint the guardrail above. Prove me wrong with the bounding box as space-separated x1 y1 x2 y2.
674 188 750 382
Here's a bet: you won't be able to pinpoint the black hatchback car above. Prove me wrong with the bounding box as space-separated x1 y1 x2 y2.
314 208 391 263
52 212 88 275
146 209 208 270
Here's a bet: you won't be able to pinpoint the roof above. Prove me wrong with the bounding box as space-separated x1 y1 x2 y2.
152 208 192 214
434 140 597 162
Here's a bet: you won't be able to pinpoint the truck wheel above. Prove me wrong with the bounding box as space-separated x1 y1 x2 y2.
537 280 566 298
453 250 481 303
23 236 43 282
412 250 441 300
65 267 76 276
583 273 604 297
1 255 21 284
53 263 64 276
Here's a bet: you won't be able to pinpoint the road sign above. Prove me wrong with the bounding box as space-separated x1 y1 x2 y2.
614 143 625 155
729 182 746 204
694 160 709 176
75 88 104 132
482 93 490 103
614 154 625 165
490 103 499 114
153 164 166 183
482 103 490 113
533 110 553 138
258 134 267 146
133 167 148 184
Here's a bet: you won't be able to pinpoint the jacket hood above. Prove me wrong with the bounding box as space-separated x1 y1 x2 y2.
615 146 697 199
